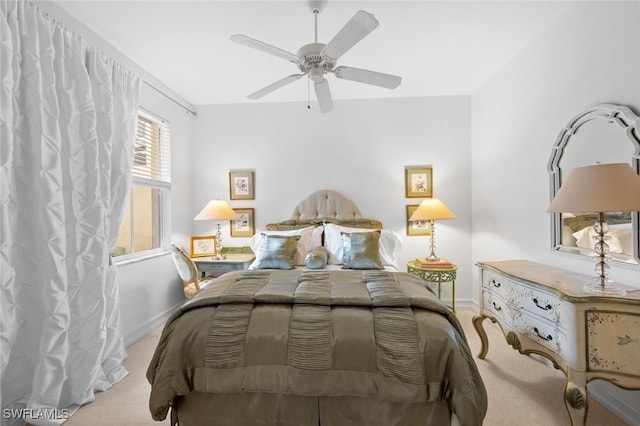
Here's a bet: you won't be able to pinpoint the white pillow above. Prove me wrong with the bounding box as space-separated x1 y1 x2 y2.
249 226 323 266
323 223 401 268
572 223 632 255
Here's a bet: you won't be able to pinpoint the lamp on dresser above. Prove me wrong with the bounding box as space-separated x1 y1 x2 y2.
547 162 640 295
409 198 456 262
194 199 237 259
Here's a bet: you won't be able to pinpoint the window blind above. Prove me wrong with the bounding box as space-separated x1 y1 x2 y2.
133 111 171 186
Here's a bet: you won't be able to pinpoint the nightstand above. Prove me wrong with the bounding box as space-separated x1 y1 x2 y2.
192 247 255 278
406 261 458 311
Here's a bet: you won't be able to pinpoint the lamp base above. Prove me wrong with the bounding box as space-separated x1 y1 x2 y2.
582 279 626 296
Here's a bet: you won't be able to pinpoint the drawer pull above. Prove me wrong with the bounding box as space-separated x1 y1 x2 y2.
533 298 552 311
533 327 553 341
492 302 502 312
490 279 501 288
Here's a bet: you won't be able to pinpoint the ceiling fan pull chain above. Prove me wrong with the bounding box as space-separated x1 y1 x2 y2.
307 76 311 109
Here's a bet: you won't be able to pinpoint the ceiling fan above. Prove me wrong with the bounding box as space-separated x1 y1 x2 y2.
230 0 402 113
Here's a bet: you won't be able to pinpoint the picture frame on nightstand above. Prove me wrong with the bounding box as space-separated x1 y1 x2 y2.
190 235 217 257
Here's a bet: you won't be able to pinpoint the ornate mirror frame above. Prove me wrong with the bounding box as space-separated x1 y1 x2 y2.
548 103 640 264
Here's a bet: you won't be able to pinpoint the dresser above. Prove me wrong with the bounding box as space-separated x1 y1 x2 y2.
474 260 640 425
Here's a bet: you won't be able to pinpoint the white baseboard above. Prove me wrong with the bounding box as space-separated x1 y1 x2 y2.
123 300 183 347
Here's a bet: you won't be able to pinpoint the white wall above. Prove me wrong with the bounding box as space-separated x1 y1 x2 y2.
191 96 474 304
118 84 196 346
471 1 640 421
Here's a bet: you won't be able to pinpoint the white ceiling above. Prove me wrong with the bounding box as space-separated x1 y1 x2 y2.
51 0 572 107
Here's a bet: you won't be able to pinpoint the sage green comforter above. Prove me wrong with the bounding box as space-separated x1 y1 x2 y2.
147 270 487 425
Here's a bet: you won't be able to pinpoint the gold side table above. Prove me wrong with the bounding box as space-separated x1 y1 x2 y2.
406 261 458 311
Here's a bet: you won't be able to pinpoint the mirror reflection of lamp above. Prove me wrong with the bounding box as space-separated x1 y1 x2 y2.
547 163 640 295
194 200 237 259
409 198 456 262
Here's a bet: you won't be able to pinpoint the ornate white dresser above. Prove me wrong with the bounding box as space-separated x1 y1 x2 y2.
474 260 640 425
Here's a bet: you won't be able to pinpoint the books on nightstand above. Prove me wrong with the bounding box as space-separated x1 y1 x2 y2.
415 258 453 269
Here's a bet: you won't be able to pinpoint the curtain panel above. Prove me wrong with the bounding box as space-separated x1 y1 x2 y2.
0 1 140 424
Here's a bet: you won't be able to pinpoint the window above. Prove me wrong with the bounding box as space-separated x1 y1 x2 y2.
111 110 171 258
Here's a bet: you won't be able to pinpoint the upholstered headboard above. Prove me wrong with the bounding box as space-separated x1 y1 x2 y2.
266 189 382 231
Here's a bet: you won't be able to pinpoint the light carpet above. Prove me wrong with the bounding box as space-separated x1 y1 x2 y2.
64 309 629 425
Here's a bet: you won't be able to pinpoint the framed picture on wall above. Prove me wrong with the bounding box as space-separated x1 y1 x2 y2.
405 166 433 198
406 205 432 236
229 170 255 200
190 235 217 257
231 208 255 237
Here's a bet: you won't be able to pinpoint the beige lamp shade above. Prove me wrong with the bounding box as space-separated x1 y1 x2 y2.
409 198 456 221
547 163 640 213
194 200 237 220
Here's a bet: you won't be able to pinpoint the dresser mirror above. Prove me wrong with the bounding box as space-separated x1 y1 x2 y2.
548 103 640 264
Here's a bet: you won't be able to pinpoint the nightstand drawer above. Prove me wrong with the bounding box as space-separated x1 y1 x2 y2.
192 252 255 278
197 262 246 274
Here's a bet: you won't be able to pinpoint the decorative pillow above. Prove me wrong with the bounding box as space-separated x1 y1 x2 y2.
323 223 401 268
304 246 329 269
341 231 384 270
249 225 322 265
251 234 301 269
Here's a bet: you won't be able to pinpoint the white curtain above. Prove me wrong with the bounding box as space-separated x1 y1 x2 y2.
0 1 140 424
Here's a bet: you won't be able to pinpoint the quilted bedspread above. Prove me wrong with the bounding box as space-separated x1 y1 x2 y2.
147 269 487 425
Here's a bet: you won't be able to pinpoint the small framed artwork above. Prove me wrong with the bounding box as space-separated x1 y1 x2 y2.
190 235 217 257
231 208 255 237
405 166 433 198
406 205 432 236
229 170 255 200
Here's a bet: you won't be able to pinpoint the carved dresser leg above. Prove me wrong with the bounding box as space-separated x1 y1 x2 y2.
472 314 490 359
564 379 588 426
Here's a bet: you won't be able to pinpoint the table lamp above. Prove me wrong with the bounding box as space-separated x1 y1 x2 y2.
409 198 456 261
194 199 237 259
547 163 640 295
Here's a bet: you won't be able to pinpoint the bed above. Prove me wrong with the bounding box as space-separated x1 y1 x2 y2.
147 190 487 425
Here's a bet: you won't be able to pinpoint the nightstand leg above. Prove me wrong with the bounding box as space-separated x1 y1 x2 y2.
451 279 455 312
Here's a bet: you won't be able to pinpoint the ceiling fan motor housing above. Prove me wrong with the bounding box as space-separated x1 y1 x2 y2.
297 43 335 74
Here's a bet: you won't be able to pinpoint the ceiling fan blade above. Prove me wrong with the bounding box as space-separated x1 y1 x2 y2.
314 79 334 113
230 34 301 64
333 66 401 89
248 74 305 99
321 10 379 62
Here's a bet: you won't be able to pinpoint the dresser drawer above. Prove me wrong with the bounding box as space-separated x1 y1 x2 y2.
483 291 513 327
513 311 568 357
513 284 567 331
482 270 510 299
